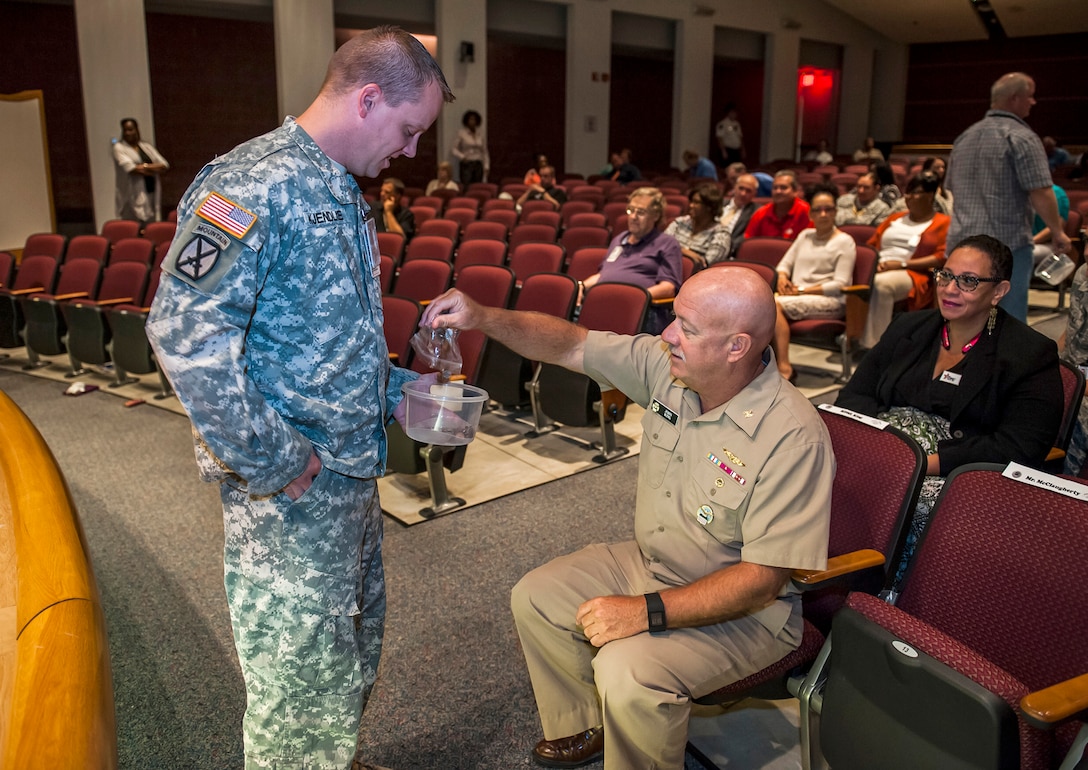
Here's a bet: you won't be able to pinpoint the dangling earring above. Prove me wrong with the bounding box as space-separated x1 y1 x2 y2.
987 306 997 335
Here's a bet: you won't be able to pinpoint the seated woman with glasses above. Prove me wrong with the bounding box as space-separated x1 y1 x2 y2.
664 182 732 268
581 187 682 334
836 234 1063 586
771 183 857 381
859 172 950 350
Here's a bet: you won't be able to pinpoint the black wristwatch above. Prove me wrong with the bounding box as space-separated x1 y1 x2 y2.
645 592 667 634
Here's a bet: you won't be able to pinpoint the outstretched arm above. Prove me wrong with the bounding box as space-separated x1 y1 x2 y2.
421 288 588 374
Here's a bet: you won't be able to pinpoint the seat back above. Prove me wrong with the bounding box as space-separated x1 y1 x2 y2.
567 212 608 230
461 220 508 244
454 240 507 272
579 282 649 334
508 243 564 285
523 210 561 230
838 224 877 248
409 205 437 227
66 235 110 264
418 218 461 244
559 227 609 261
454 265 515 311
403 235 454 264
515 273 578 318
412 196 445 215
445 196 480 214
8 255 58 293
442 207 478 235
509 224 558 253
0 251 12 287
566 247 607 283
481 208 518 232
559 200 597 227
466 182 498 198
818 405 926 581
735 237 793 270
518 199 555 220
376 231 405 264
23 233 67 261
51 258 102 298
109 237 155 265
141 221 177 247
100 219 141 245
380 294 422 364
481 198 515 213
454 265 517 382
391 259 453 304
379 254 395 294
1055 360 1086 454
93 261 148 303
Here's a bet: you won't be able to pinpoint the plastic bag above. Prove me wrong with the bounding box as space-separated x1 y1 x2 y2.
410 326 462 380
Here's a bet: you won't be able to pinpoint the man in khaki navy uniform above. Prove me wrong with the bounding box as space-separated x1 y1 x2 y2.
147 27 453 770
421 266 833 769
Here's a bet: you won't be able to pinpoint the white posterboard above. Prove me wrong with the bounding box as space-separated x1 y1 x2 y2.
0 91 55 252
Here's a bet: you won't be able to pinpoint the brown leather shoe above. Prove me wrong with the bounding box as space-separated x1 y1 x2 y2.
531 726 604 767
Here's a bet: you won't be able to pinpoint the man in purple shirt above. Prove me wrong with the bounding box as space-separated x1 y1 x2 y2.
582 187 683 333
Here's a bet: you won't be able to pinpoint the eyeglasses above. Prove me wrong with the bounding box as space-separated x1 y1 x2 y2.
810 206 835 213
932 268 1002 292
626 207 652 217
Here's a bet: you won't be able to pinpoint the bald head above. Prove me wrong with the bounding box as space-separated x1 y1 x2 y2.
991 72 1035 117
682 266 776 352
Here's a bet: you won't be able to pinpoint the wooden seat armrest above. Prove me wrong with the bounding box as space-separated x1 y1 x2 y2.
388 352 399 362
841 284 871 295
792 548 886 585
652 297 675 306
1021 672 1088 728
599 388 628 416
92 296 134 307
1046 447 1065 463
419 299 432 306
449 373 466 382
51 291 90 301
8 286 45 296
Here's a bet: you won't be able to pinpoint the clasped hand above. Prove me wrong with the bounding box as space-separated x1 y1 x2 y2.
576 595 647 648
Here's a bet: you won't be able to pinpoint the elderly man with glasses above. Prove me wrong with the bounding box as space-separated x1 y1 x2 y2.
581 187 683 333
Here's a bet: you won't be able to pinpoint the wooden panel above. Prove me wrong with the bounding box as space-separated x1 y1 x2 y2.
0 389 116 768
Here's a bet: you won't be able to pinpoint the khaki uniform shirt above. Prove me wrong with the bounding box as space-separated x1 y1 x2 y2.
583 331 833 637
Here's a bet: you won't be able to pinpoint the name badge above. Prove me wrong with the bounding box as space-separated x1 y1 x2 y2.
605 246 622 263
939 370 962 386
650 399 678 425
365 217 380 277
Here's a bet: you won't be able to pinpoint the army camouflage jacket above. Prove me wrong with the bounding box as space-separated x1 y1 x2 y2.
148 118 415 496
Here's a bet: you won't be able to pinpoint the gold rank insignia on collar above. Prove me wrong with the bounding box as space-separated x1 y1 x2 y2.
743 410 754 418
722 448 745 466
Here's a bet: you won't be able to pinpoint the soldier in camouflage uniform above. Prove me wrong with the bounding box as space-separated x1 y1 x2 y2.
1062 263 1087 475
146 26 453 770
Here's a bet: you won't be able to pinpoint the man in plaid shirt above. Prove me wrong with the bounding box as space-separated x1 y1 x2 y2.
946 72 1071 321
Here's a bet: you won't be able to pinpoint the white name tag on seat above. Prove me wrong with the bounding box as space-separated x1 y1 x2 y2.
818 403 889 430
1002 462 1088 501
939 370 962 385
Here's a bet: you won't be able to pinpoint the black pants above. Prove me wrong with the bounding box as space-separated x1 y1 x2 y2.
460 160 484 187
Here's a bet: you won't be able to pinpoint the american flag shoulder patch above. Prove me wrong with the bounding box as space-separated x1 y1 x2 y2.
196 192 257 239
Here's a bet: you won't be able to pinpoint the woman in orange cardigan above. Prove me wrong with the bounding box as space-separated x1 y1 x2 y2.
860 172 950 349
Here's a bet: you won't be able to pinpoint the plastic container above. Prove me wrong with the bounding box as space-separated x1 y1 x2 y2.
1034 252 1075 286
400 379 488 446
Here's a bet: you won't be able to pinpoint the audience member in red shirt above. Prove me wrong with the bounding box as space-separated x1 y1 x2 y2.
744 170 812 241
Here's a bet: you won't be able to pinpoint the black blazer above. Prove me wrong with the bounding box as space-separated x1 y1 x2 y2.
836 308 1063 476
727 202 758 258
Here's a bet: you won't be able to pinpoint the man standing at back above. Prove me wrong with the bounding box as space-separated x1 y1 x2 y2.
946 72 1070 321
147 26 453 770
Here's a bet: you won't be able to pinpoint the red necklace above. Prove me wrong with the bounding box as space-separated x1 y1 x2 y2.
941 323 982 354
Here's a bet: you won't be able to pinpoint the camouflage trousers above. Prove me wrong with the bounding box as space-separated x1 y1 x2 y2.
221 469 385 770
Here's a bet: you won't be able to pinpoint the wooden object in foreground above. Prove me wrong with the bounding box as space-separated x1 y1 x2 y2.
0 389 117 768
